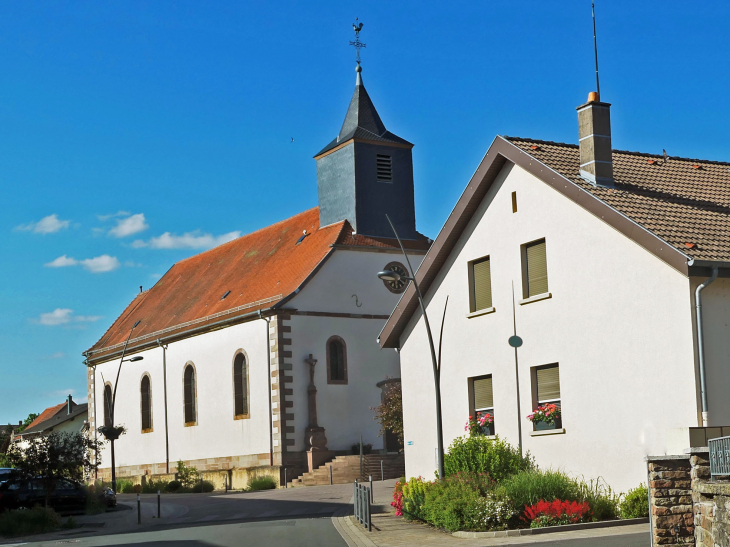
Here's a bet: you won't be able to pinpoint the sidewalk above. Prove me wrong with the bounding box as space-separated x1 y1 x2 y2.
333 479 650 547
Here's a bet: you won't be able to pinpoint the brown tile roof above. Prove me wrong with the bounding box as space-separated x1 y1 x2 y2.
85 207 430 361
24 403 66 431
507 137 730 262
335 229 431 251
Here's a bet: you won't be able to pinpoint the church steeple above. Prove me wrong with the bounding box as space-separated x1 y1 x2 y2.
314 64 417 239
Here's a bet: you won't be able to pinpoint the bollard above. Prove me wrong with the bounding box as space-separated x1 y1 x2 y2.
369 475 373 504
157 490 161 519
381 460 384 481
284 468 287 488
137 493 141 525
329 464 333 485
200 474 203 493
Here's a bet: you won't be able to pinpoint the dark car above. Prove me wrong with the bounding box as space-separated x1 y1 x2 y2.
0 468 13 485
0 478 87 514
99 486 116 508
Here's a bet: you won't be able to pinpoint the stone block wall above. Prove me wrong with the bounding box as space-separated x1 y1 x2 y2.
648 455 694 545
690 448 730 547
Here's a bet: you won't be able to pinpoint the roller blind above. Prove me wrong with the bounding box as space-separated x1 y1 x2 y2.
526 240 548 297
473 377 493 410
537 366 560 402
472 258 492 311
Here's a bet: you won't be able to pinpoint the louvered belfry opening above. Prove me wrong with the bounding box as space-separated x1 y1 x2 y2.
376 154 393 182
471 257 492 311
233 353 248 417
141 375 152 431
184 365 196 424
525 240 548 297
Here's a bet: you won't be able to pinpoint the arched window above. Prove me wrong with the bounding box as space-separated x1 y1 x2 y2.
103 384 113 427
141 375 152 432
233 352 249 418
327 336 348 385
183 364 197 425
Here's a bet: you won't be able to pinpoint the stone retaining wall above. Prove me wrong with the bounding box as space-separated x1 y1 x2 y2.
648 455 694 544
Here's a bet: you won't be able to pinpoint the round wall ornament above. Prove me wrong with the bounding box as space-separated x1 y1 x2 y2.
382 261 409 293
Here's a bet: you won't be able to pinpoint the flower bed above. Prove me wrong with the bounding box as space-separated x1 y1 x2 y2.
392 422 646 533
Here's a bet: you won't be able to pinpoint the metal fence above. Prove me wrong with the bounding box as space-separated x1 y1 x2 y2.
353 480 372 532
709 435 730 479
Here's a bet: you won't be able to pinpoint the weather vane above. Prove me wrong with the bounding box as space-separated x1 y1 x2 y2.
350 18 365 65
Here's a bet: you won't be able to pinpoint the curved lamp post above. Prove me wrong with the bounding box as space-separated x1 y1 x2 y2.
104 320 143 493
377 215 445 480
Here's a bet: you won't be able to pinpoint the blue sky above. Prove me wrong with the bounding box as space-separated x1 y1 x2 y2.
2 0 729 422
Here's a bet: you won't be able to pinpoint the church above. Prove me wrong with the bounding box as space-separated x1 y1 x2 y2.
83 60 429 487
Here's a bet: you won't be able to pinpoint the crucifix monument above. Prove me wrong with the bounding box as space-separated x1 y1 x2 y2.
304 354 333 472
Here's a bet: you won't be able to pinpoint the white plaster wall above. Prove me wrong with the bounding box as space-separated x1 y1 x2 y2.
693 277 730 426
92 319 271 471
287 314 400 453
399 163 698 493
288 248 425 314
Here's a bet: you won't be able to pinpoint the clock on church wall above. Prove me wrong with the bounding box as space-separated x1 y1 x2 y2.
382 262 409 294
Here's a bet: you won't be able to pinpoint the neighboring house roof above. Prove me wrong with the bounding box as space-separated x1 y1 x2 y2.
315 70 413 158
85 206 430 363
20 403 88 436
379 135 730 348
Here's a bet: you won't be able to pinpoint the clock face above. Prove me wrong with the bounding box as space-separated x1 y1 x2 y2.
383 262 409 294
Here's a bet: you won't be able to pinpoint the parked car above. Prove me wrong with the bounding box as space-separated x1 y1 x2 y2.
0 478 87 514
0 468 13 485
98 485 116 508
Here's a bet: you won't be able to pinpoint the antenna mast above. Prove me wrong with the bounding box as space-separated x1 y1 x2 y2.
592 2 601 98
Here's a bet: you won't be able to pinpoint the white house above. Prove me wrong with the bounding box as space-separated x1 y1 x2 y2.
83 63 428 486
379 92 730 493
15 396 88 444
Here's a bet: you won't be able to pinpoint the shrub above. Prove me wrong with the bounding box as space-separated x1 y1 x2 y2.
501 470 579 516
524 499 592 528
186 480 215 493
249 476 277 491
575 477 621 521
620 484 649 519
443 435 533 481
85 484 106 515
0 506 61 537
117 479 135 494
132 484 142 494
371 379 403 446
421 473 493 531
461 490 518 531
401 476 431 520
60 517 78 530
176 460 200 488
391 480 404 516
166 480 182 493
142 478 170 494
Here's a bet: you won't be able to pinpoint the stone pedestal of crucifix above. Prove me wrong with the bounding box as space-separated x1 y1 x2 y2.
304 354 333 472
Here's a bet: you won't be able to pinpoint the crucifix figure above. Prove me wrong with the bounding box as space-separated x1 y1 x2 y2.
305 354 319 428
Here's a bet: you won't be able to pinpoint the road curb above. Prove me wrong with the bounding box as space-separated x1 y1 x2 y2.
332 507 379 547
452 517 650 539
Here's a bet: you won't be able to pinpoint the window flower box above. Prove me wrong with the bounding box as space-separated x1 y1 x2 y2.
528 404 561 431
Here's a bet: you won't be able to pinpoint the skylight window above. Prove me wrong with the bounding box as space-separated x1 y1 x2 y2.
296 230 309 245
221 291 231 300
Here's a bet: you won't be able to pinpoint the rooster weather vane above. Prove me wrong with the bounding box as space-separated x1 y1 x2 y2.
350 18 366 65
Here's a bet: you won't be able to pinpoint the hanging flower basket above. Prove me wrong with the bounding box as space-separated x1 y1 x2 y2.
97 425 127 441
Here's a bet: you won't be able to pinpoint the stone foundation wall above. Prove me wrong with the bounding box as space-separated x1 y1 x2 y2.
690 448 730 547
648 455 694 545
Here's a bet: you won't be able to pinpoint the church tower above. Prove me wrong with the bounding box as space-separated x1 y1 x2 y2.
315 64 417 239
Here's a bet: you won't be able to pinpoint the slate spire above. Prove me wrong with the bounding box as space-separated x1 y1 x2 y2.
337 65 387 142
315 63 417 240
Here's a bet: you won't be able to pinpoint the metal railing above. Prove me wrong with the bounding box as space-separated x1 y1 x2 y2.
353 480 371 532
710 435 730 479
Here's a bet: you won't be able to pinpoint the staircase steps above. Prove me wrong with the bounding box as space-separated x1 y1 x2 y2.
288 453 404 487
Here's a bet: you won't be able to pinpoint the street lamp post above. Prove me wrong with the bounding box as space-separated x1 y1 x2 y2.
105 320 143 494
377 216 446 480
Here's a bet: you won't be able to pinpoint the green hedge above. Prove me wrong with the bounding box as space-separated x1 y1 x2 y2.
443 435 533 482
0 507 61 537
620 484 649 518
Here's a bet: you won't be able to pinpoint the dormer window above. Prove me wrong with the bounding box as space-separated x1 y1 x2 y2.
377 154 393 183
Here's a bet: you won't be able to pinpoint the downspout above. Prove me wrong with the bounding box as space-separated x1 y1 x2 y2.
258 310 274 467
157 339 170 474
695 266 718 427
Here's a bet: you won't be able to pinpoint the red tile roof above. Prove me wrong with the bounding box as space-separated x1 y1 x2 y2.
85 207 430 361
24 403 66 431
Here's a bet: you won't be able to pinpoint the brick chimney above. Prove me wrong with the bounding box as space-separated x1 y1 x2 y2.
577 91 614 187
67 394 73 415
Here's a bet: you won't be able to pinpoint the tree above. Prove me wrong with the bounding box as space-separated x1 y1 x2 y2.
16 413 39 433
6 432 102 507
372 379 404 447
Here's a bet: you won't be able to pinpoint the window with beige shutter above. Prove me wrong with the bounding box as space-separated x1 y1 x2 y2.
469 256 492 312
525 239 548 297
469 375 495 435
536 365 560 404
